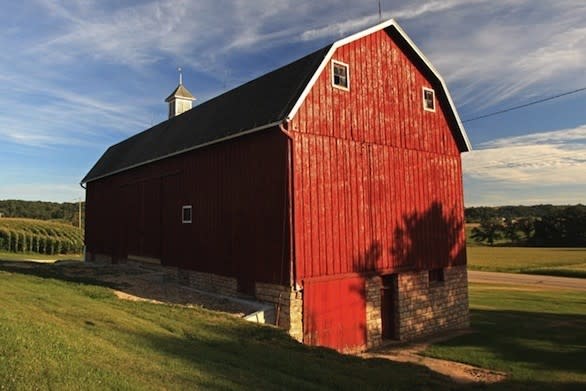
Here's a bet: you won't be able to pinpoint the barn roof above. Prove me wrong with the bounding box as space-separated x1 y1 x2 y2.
82 19 470 184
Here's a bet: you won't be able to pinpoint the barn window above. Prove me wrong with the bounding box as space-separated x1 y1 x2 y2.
423 87 435 112
429 268 445 285
332 60 349 90
182 205 192 224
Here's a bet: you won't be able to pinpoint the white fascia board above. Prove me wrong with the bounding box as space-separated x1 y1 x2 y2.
286 18 472 152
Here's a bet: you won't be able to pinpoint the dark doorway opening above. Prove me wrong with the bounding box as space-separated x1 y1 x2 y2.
381 274 398 340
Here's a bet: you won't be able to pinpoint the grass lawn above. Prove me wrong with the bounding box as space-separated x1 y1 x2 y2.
0 263 461 391
425 283 586 390
467 246 586 278
0 250 82 262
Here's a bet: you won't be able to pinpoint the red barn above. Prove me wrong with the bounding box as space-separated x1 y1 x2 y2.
82 19 471 352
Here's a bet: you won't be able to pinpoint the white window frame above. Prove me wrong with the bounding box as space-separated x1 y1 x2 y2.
182 205 192 224
422 87 436 112
331 60 350 91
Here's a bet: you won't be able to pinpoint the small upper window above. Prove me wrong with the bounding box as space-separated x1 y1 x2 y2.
332 60 349 90
182 205 192 224
423 87 435 112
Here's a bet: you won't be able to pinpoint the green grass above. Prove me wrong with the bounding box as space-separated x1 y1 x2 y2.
0 263 460 390
467 246 586 278
0 251 82 262
425 283 586 390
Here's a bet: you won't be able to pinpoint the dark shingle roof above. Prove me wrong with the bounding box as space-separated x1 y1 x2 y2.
82 44 332 183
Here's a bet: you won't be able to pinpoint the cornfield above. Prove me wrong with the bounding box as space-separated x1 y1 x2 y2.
0 218 83 255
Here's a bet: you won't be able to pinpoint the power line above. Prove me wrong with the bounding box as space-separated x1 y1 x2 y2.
462 86 586 123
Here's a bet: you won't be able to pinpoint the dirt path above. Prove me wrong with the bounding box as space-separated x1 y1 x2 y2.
362 333 507 384
469 270 586 290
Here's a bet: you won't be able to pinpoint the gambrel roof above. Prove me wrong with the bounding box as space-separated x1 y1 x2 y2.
82 19 470 184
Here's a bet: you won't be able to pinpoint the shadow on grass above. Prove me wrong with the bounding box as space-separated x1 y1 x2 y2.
427 308 586 390
0 260 125 290
130 322 467 391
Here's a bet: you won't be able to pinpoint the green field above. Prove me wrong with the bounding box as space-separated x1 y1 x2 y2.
425 283 586 390
467 246 586 278
0 262 457 390
0 218 83 255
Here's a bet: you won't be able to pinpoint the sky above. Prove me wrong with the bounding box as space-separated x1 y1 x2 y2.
0 0 584 206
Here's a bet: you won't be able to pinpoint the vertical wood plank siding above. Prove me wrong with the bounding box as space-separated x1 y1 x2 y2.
85 129 290 287
303 276 366 350
291 29 466 282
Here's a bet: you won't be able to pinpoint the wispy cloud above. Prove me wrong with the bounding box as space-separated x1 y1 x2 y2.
421 1 586 109
463 125 586 185
300 0 477 41
1 1 585 203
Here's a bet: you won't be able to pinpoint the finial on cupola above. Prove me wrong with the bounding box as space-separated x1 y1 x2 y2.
165 66 195 119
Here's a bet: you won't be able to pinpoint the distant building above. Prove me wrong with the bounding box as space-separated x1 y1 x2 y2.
82 19 471 352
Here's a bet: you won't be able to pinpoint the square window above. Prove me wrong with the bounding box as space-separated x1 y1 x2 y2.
182 205 192 224
429 268 445 285
423 87 435 112
332 60 349 90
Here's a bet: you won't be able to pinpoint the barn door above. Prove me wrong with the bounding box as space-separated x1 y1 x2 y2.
381 274 397 339
303 276 366 351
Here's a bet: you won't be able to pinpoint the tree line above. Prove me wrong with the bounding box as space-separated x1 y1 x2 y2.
467 204 586 247
0 200 84 228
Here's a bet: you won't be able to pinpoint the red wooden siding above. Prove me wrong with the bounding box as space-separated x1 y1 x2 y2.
303 276 366 351
85 128 291 288
290 29 461 156
291 28 466 282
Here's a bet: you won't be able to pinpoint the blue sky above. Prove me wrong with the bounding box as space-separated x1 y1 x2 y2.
0 0 584 206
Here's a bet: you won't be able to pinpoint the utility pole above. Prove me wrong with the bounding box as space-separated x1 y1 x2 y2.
78 198 82 229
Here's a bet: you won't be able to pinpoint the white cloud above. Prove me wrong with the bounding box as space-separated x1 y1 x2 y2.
463 125 586 185
1 0 585 204
421 1 586 108
10 1 585 133
300 0 480 41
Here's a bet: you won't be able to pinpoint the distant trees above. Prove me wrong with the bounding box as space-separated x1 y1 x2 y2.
471 218 503 246
468 205 586 247
0 200 84 228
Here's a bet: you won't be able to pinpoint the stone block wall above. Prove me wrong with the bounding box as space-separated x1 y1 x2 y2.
396 265 469 340
365 276 382 348
255 282 303 342
177 268 238 297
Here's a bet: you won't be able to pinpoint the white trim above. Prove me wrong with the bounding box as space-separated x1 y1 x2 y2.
331 59 350 91
182 205 192 224
286 18 472 152
422 87 436 112
82 120 282 184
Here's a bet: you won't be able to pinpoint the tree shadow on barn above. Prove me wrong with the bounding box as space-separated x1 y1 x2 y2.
342 201 466 348
390 201 466 270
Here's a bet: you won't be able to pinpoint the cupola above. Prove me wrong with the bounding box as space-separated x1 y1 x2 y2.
165 68 195 118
